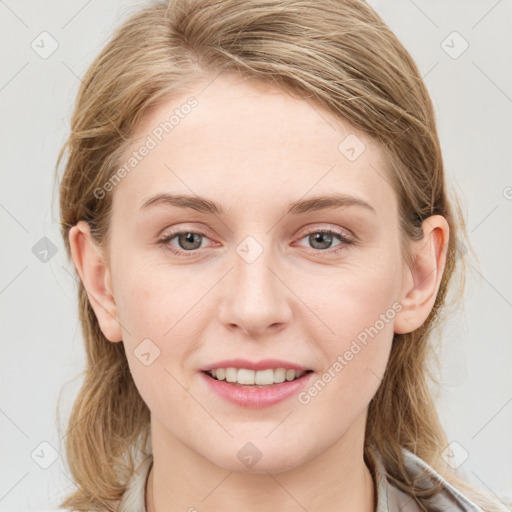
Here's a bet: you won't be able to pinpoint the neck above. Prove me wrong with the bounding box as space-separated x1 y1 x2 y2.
145 417 375 512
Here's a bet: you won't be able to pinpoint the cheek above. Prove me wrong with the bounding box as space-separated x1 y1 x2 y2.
300 255 400 401
112 257 212 399
298 306 394 426
303 250 401 342
113 253 206 339
114 264 201 412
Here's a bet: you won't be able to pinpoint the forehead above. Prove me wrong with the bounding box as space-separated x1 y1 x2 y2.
112 72 397 221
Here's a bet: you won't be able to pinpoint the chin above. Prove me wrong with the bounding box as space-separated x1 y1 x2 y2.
204 441 311 475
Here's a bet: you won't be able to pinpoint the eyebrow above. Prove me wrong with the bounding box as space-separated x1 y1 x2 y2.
140 192 376 216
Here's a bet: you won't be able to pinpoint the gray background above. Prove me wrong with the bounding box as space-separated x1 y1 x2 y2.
1 0 511 510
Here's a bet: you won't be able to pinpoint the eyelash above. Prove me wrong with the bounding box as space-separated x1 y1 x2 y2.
157 227 354 257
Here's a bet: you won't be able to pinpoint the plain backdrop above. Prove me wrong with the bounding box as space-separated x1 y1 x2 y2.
1 0 511 510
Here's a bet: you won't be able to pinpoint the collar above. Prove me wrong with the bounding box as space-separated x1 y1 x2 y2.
118 445 483 511
368 443 484 512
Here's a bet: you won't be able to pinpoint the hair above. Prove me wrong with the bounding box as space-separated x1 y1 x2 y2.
54 1 509 511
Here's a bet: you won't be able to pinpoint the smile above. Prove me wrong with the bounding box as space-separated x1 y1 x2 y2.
204 367 313 386
200 368 315 408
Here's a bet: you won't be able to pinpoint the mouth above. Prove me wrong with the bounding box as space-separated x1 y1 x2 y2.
200 363 315 408
202 368 314 387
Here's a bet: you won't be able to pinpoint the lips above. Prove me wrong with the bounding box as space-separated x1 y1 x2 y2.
198 358 314 408
199 358 311 372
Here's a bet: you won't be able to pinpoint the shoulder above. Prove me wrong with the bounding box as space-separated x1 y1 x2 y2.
369 444 485 512
68 453 152 512
117 453 153 512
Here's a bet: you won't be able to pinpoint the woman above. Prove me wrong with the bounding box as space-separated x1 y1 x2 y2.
55 0 509 511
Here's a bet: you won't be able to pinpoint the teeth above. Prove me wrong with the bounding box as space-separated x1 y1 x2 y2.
207 367 307 386
237 368 255 385
225 367 238 383
286 369 296 381
274 368 286 383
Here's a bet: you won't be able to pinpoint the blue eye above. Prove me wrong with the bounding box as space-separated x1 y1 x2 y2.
297 229 354 254
158 227 354 257
158 230 209 257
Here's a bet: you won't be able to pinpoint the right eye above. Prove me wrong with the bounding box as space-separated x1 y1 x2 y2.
158 230 212 256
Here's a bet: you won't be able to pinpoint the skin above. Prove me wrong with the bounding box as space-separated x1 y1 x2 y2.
69 72 449 512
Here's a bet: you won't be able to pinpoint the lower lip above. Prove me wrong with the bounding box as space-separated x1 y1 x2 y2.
200 371 314 408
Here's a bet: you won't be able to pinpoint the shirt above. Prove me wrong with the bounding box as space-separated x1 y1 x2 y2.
117 444 484 511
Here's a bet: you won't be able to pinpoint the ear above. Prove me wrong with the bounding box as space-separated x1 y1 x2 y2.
394 215 450 335
68 220 123 342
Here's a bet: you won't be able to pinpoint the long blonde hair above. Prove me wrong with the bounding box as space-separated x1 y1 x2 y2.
55 1 509 510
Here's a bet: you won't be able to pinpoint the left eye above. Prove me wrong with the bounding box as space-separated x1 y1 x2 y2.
296 229 353 253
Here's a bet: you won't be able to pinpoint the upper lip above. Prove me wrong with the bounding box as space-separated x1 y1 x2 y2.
200 358 311 372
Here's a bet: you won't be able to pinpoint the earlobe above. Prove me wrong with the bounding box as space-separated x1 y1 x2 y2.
68 220 123 342
394 215 449 335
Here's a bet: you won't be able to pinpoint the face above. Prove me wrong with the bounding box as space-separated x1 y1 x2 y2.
96 72 412 473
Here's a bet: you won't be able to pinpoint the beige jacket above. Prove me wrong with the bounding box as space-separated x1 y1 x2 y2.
117 444 485 511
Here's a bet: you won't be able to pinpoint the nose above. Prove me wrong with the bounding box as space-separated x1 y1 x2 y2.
217 239 292 338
